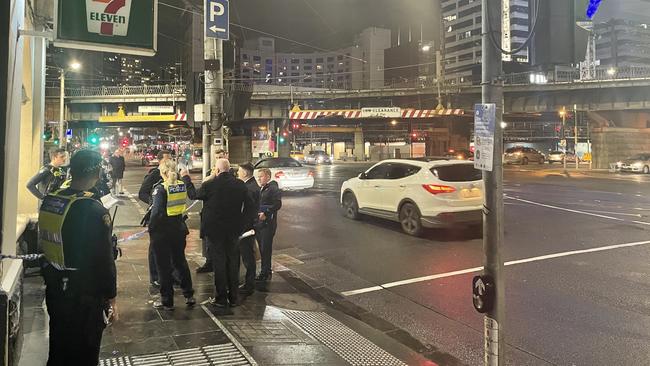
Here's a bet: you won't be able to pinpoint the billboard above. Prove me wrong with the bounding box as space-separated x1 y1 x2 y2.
54 0 158 56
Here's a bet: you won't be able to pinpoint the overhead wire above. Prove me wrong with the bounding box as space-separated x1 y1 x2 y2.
485 0 540 56
158 1 367 63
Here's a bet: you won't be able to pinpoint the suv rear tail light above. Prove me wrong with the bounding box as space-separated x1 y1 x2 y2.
422 184 456 195
275 171 285 179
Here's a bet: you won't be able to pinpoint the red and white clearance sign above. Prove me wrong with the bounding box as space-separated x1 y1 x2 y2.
86 0 133 37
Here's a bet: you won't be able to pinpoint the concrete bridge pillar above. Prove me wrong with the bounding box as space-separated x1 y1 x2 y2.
354 128 365 161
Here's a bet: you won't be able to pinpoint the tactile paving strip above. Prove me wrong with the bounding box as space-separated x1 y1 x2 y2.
283 310 408 366
99 343 252 366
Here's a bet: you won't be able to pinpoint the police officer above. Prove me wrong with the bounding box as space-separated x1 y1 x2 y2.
38 149 117 366
149 159 195 310
27 148 68 199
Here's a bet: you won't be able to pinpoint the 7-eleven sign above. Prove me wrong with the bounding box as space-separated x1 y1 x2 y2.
86 0 133 36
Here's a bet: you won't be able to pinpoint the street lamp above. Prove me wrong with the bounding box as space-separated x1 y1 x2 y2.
56 61 82 147
421 45 431 52
559 107 567 169
391 120 398 126
607 67 616 76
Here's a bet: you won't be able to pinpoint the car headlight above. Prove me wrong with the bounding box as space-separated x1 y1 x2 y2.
633 162 643 167
616 161 623 167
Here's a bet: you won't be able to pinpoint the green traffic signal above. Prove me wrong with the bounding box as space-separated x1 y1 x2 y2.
279 137 285 143
88 134 99 144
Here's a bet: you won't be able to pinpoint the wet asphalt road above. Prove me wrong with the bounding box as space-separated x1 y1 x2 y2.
120 161 650 366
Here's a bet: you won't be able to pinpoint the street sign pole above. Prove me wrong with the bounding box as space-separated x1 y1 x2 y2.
481 1 505 365
574 104 579 169
204 0 229 176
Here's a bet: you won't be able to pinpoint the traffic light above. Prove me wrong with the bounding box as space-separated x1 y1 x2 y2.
279 136 286 144
43 126 52 140
282 131 288 138
121 137 129 147
53 138 59 146
88 134 99 145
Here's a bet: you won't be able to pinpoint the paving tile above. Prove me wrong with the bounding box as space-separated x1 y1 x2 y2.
172 330 231 348
246 344 347 365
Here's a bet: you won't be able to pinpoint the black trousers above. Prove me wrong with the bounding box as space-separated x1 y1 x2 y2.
239 235 257 289
151 230 194 305
201 237 212 265
148 240 158 282
256 221 277 275
206 234 240 303
44 274 106 366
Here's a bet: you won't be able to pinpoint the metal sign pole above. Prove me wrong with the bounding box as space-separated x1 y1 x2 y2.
481 0 505 365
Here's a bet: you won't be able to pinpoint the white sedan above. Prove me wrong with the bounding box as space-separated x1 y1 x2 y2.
254 157 314 191
340 158 483 236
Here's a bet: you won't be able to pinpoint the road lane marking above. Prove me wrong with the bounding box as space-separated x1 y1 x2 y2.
341 239 650 296
507 196 650 226
505 196 624 222
579 209 642 217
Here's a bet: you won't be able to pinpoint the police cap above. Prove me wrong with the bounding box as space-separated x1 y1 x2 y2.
70 149 103 177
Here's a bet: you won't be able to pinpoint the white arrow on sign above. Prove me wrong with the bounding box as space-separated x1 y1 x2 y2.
209 25 225 33
475 278 486 295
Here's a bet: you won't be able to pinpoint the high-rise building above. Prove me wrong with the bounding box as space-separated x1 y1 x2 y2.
441 0 530 85
595 19 650 67
384 39 436 86
239 27 391 89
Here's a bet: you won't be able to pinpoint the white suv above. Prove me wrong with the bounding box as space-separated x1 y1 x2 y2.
340 159 484 236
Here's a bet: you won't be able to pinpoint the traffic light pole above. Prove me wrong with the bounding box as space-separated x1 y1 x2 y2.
59 69 65 148
203 35 224 176
482 1 505 365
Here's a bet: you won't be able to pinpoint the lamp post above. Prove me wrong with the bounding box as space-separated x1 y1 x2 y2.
57 61 81 147
559 107 567 169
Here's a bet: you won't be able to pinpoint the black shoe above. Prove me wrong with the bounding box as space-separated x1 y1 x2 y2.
255 273 272 282
208 297 228 308
229 298 240 308
153 300 174 311
150 280 160 288
185 296 196 307
196 264 213 273
238 285 254 295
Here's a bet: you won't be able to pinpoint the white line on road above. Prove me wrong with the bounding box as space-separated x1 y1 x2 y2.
579 209 642 217
341 239 650 297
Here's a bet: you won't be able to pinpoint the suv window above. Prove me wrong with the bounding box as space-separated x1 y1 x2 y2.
365 164 390 179
255 158 302 168
431 164 482 182
387 164 421 179
506 147 522 153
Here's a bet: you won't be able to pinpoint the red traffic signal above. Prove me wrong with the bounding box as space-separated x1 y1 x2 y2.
282 131 288 137
121 138 129 147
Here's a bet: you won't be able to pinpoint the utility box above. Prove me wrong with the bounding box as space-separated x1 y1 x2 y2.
194 104 210 122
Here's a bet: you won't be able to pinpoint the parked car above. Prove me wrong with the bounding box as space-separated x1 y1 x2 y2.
254 157 315 191
617 153 650 174
305 151 332 165
141 149 159 166
444 149 474 160
340 158 483 236
189 148 203 171
290 150 305 162
504 147 545 165
547 151 578 164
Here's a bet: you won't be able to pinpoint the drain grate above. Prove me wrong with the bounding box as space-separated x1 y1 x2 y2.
99 343 252 366
283 310 408 366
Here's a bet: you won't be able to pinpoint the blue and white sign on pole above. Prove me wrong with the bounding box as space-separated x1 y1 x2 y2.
65 129 72 138
474 104 496 172
205 0 229 40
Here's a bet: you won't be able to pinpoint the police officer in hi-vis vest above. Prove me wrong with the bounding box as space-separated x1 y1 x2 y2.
38 149 117 366
148 158 195 310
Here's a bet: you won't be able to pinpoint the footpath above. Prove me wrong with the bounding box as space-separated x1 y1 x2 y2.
19 193 437 366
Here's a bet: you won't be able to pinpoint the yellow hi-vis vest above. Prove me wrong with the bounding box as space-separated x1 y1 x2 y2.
38 189 95 270
163 180 187 216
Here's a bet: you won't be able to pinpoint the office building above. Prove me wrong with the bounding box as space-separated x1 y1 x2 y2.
239 27 391 89
595 19 650 67
441 0 530 84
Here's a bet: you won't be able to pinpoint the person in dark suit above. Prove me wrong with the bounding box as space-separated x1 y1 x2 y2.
236 163 260 295
108 149 126 195
182 159 255 307
255 168 282 281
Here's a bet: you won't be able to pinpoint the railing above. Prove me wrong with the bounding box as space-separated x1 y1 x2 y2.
46 66 650 100
45 84 187 98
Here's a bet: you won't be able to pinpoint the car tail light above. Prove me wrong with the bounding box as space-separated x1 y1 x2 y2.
275 171 285 179
422 184 456 195
308 171 314 177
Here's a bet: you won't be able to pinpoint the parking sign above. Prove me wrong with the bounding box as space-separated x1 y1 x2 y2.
205 0 229 40
474 104 496 172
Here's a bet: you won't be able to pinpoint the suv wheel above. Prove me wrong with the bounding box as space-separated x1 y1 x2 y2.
644 166 650 174
399 203 423 236
342 193 360 220
522 157 529 165
538 157 545 164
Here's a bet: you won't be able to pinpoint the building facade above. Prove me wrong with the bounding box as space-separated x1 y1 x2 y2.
595 19 650 67
239 27 391 90
441 0 530 85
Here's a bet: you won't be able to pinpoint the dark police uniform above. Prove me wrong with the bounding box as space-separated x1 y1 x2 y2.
256 180 282 279
26 164 67 199
39 188 116 366
139 167 163 284
149 180 194 307
240 176 260 292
